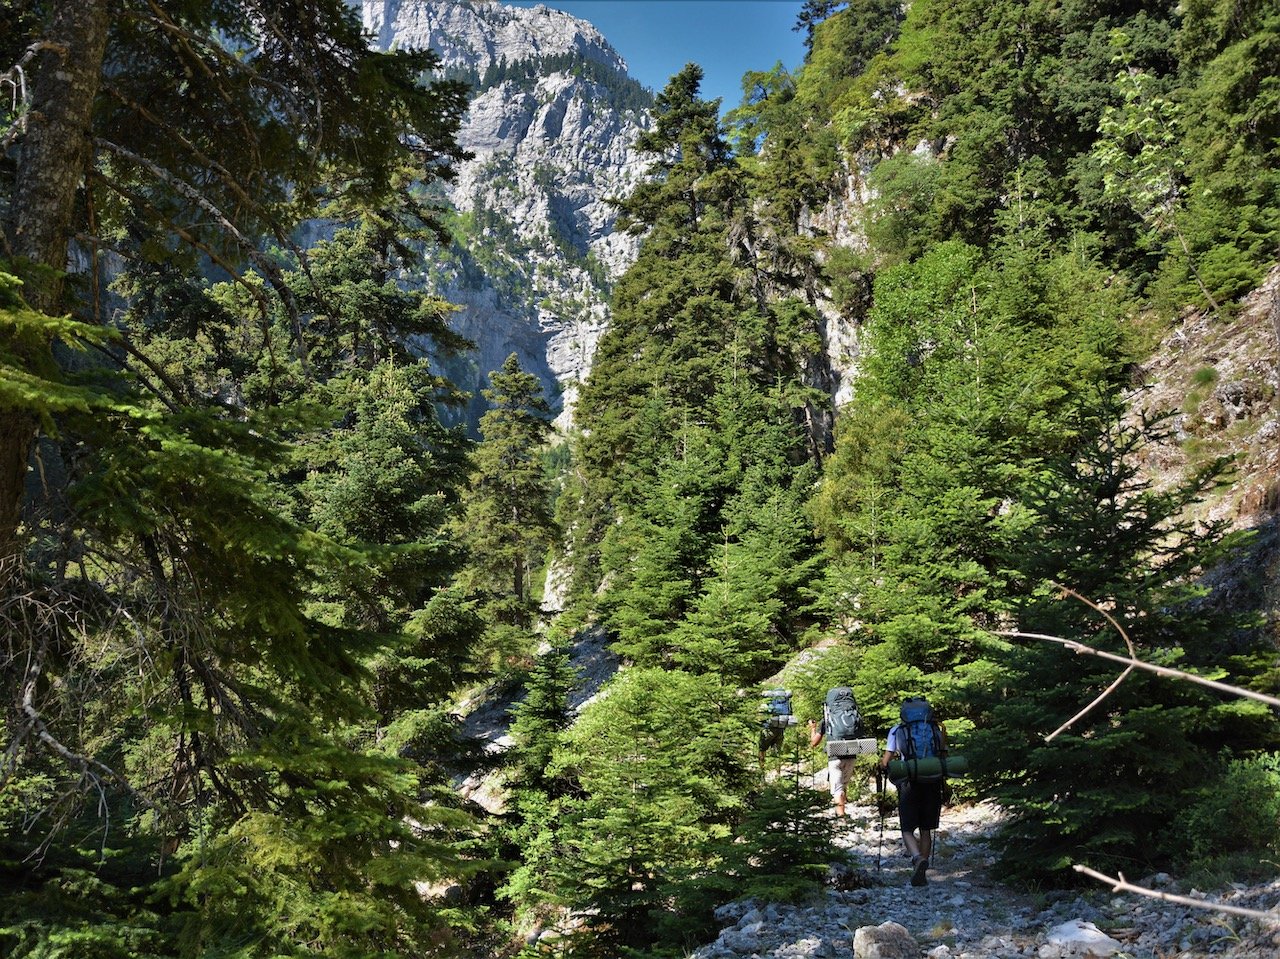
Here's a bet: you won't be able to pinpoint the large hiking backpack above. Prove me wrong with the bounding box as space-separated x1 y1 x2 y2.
761 688 795 728
823 687 875 757
893 696 943 782
824 686 862 741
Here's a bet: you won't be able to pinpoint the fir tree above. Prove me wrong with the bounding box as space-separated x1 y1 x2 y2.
0 7 483 949
544 668 755 954
0 1 469 560
972 397 1276 882
458 354 558 673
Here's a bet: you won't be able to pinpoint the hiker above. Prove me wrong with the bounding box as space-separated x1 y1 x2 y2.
758 688 794 765
808 686 864 818
880 696 948 887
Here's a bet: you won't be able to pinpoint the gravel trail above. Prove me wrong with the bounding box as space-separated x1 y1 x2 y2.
694 799 1280 959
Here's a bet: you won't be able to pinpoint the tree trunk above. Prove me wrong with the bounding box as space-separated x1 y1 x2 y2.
1 0 111 568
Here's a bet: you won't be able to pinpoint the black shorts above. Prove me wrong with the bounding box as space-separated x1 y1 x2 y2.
897 779 943 831
759 723 785 753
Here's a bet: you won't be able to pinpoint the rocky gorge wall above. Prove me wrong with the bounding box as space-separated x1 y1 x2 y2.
360 0 651 428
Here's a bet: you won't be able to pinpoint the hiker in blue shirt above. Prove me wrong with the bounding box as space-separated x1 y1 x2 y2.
880 697 949 887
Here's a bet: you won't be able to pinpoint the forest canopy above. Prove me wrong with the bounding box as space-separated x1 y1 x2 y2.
1 0 1278 956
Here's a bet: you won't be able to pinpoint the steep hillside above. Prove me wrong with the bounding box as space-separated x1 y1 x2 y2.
361 0 651 426
1128 267 1280 527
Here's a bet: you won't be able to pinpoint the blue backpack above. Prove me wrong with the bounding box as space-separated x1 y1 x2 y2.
762 689 794 728
897 696 941 763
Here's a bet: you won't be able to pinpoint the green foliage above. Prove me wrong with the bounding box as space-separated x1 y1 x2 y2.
865 152 942 263
969 399 1274 882
1167 0 1280 307
544 668 755 954
456 354 558 676
796 0 905 114
507 634 577 793
1173 753 1280 865
0 866 167 959
8 0 1280 948
0 268 121 430
0 6 486 943
701 774 836 910
570 67 828 664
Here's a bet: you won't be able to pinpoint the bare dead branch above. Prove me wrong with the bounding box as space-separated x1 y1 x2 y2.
0 578 169 824
995 629 1280 711
1045 663 1136 742
1073 865 1280 924
0 41 65 150
998 590 1280 925
1056 583 1137 658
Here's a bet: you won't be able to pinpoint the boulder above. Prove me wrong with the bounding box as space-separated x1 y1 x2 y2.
853 921 919 959
1038 919 1123 958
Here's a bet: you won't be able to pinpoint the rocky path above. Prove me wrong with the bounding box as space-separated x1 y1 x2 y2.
694 799 1280 959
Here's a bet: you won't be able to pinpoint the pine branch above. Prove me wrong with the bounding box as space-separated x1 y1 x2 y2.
81 176 275 326
99 80 315 279
101 82 267 228
132 0 308 133
94 137 311 373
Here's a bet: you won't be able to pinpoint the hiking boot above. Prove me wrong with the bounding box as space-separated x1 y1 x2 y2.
910 857 928 886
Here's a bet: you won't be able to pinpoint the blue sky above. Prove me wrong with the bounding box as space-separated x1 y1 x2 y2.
509 1 807 111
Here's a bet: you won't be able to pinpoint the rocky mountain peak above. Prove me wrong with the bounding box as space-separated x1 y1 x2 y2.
359 0 651 428
361 0 627 77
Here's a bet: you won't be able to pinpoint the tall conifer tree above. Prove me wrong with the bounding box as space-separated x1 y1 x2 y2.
458 354 557 671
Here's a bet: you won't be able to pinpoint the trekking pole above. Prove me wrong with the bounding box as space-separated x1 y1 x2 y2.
934 789 944 865
874 764 885 876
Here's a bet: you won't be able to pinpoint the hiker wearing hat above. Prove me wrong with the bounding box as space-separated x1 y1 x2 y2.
880 696 949 887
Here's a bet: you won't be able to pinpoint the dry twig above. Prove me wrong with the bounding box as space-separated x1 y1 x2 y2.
0 41 63 150
995 628 1280 719
1073 865 1280 924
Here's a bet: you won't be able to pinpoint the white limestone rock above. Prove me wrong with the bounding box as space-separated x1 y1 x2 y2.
1038 919 1123 959
853 921 919 959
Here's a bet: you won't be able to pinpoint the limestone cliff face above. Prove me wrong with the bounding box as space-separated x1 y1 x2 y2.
360 0 650 426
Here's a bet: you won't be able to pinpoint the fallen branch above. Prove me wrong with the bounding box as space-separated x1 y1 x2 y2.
1073 865 1280 924
1004 589 1280 925
1057 585 1137 657
995 629 1280 713
12 623 164 820
1046 662 1135 742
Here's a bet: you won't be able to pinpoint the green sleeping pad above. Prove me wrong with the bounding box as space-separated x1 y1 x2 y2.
887 754 969 782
